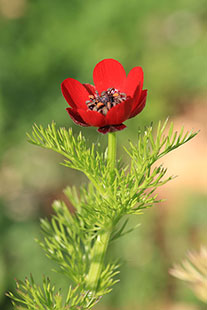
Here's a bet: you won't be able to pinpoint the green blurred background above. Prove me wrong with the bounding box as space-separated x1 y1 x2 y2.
0 0 206 309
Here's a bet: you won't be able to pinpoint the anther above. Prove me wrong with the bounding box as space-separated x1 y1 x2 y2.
101 107 108 115
107 102 113 110
97 102 105 110
85 87 127 115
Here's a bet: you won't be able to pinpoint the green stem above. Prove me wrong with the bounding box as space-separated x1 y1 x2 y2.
86 228 112 291
108 132 117 168
86 132 117 292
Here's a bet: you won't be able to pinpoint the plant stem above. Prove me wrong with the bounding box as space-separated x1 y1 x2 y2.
86 132 117 292
108 132 117 168
86 228 112 291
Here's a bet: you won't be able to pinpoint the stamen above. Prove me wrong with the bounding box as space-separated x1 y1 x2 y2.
86 87 127 115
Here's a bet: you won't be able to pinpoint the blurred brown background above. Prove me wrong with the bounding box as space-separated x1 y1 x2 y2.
0 0 206 309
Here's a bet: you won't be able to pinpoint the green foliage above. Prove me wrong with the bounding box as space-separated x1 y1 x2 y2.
39 200 91 284
27 120 198 221
7 275 100 310
123 119 198 214
39 198 119 296
126 119 198 165
26 120 197 242
9 120 197 309
27 123 107 196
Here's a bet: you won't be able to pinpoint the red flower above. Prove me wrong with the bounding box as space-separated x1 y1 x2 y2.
61 59 147 134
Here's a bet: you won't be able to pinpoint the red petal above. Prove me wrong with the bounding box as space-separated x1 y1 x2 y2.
129 90 147 119
105 99 133 125
61 78 89 110
66 108 89 127
98 124 126 134
83 83 96 95
93 59 126 94
124 66 143 99
77 109 106 127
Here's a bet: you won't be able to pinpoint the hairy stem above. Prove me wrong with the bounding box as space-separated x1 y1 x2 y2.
86 132 117 292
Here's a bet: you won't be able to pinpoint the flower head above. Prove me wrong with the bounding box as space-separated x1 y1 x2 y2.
61 59 147 134
170 246 207 303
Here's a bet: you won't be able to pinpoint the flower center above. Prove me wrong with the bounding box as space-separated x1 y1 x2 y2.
86 88 127 115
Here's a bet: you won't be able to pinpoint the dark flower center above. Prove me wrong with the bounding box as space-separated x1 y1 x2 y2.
86 88 127 115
